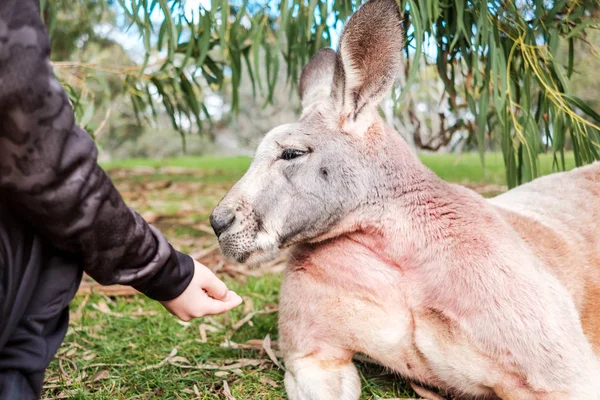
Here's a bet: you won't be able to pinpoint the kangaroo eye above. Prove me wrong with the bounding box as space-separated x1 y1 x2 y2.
280 149 307 161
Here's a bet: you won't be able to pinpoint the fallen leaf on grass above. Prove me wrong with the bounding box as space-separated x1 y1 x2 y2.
204 316 224 329
222 381 236 400
57 357 78 384
130 309 159 317
141 348 178 371
263 334 284 370
232 307 278 331
92 300 123 317
143 180 173 190
174 358 269 371
142 387 164 399
199 326 208 343
41 384 61 390
259 376 279 388
92 370 110 382
55 389 78 399
242 297 255 314
220 338 283 358
113 166 156 177
77 280 140 297
160 166 200 175
81 363 130 370
219 307 279 348
68 324 103 339
177 320 192 328
198 323 220 343
169 356 191 365
214 371 229 377
44 374 60 384
214 359 268 371
142 211 159 224
71 293 90 322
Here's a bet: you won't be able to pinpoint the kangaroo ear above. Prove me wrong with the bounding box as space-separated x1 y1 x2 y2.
333 0 403 127
298 48 337 109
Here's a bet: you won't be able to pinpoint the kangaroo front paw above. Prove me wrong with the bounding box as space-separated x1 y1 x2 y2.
284 357 361 400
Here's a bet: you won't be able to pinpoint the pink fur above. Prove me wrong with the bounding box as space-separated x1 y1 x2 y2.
279 127 600 399
211 0 600 397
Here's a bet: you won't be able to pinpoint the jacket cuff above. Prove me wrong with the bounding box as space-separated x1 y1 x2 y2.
133 248 195 302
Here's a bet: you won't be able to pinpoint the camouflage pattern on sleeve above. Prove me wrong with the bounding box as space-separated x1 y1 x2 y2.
0 0 193 301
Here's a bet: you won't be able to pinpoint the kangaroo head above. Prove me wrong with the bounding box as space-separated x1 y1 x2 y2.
211 0 404 265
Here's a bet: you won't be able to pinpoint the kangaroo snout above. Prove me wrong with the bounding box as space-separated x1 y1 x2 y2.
210 194 280 265
210 207 235 238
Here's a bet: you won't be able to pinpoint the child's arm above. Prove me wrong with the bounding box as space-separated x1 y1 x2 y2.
0 0 240 317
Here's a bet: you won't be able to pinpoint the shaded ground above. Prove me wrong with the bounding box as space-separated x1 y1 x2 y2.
43 153 574 399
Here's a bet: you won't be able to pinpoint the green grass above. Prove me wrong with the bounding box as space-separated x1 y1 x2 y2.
420 152 577 185
46 277 286 400
102 151 577 186
45 152 578 399
102 156 252 172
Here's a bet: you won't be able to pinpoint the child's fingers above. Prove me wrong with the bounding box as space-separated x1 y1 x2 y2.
199 268 230 300
199 291 243 316
161 260 243 320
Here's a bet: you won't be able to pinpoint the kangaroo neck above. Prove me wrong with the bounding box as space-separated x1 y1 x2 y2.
356 136 473 268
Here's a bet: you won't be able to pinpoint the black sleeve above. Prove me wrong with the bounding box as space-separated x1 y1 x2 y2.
0 0 194 301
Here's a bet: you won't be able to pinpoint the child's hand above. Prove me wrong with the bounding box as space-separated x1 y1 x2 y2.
160 259 242 321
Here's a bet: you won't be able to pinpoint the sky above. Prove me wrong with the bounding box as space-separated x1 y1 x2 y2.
100 0 438 75
103 0 346 62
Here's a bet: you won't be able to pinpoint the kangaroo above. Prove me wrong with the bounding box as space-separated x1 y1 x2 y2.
210 0 600 398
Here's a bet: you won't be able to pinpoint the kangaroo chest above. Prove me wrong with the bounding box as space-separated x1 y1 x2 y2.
342 279 497 397
280 248 500 398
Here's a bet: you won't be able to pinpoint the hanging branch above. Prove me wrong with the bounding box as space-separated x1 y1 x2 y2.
44 0 600 187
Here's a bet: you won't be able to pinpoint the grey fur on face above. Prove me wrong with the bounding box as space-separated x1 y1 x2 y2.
211 0 403 265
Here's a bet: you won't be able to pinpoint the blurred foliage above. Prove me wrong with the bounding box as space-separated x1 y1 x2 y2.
42 0 113 60
44 0 600 187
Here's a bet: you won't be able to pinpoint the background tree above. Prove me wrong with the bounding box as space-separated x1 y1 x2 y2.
45 0 600 187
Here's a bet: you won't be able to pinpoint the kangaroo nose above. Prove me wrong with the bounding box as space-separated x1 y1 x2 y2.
210 209 235 238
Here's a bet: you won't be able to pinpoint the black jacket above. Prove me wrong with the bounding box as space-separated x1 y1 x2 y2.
0 0 193 301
